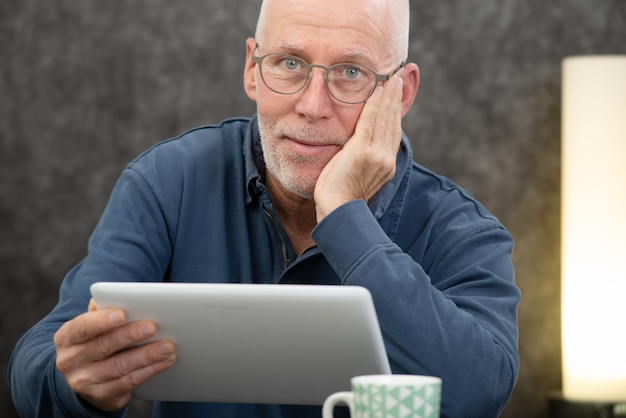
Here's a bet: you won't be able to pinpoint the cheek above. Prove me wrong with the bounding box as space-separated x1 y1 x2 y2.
336 105 364 137
255 87 294 117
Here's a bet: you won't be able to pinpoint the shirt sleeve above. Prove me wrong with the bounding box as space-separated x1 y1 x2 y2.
8 300 129 418
8 166 169 417
311 199 520 418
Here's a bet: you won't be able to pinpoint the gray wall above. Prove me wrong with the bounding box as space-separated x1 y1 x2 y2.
1 1 624 417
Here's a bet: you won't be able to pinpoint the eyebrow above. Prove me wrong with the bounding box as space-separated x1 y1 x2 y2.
274 40 372 63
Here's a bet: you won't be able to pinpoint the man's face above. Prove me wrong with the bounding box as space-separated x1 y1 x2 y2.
245 0 396 199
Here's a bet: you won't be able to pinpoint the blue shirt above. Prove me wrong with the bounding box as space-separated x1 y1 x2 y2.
9 116 520 418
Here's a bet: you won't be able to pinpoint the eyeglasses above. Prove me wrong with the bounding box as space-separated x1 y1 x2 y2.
251 45 404 104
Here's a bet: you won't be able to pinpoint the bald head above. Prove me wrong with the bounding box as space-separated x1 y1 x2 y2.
254 0 410 64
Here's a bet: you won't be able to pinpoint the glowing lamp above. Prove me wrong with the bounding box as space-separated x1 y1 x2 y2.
561 55 626 405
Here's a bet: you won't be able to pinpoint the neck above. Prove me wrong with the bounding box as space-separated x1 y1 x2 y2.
266 173 317 255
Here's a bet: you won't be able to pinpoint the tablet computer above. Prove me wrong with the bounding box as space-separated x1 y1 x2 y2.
90 282 391 405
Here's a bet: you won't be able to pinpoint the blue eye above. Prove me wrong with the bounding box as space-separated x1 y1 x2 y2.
284 59 299 70
344 67 361 79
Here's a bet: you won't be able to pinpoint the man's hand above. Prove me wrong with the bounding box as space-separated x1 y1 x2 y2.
314 74 404 222
54 299 176 412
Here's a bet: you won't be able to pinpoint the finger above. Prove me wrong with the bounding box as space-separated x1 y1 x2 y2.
88 298 98 312
92 340 176 383
57 320 161 381
371 75 403 148
55 308 126 347
351 85 384 146
75 343 176 412
84 320 159 362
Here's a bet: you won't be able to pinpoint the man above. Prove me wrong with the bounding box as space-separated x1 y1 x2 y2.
9 0 520 417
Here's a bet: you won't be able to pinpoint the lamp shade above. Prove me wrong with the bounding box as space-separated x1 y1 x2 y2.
561 55 626 401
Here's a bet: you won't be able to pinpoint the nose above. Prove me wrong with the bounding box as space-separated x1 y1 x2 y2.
294 67 334 122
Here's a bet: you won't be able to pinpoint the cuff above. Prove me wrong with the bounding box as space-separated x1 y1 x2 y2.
52 360 128 418
312 200 393 282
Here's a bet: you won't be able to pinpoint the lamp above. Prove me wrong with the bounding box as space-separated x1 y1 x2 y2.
553 55 626 417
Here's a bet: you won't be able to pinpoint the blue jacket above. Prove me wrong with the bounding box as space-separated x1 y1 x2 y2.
9 116 520 418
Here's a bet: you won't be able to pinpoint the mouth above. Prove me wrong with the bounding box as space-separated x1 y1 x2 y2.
283 136 341 156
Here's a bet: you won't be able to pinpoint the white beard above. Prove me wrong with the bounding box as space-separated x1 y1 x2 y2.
256 114 347 199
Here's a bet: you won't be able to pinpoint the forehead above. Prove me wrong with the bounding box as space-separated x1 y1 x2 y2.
259 0 394 64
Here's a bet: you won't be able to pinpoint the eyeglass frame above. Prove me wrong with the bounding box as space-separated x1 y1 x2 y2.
251 44 405 104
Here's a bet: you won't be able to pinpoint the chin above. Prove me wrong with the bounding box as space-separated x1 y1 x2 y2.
270 168 317 200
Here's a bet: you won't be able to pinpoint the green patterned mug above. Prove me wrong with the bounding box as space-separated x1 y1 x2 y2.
322 374 442 418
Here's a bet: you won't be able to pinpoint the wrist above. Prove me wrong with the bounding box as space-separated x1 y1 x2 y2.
315 197 352 222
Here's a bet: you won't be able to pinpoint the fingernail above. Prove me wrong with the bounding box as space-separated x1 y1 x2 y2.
159 342 174 356
109 310 124 325
139 322 155 338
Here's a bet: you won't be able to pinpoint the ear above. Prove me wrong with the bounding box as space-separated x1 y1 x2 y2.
399 62 420 118
243 37 258 102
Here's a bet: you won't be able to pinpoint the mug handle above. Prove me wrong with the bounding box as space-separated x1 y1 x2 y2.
322 391 355 418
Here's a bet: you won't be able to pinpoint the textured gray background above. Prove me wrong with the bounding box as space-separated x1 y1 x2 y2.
1 1 625 417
